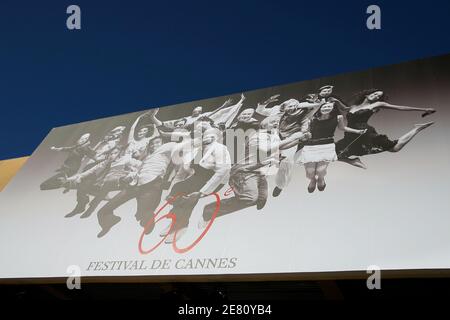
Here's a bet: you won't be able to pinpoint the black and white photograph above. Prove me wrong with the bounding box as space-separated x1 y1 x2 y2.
1 54 449 284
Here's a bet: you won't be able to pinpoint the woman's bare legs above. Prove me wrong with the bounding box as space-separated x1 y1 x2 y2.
339 157 367 169
304 163 317 193
390 122 434 152
316 161 329 191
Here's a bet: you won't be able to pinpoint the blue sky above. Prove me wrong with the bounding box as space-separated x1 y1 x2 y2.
1 0 450 159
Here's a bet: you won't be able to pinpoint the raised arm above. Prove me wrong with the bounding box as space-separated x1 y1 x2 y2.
219 97 235 110
128 110 157 143
255 95 280 116
51 145 76 152
254 131 310 154
255 104 274 117
236 94 246 111
328 97 350 114
128 114 144 144
298 101 322 111
145 108 166 128
373 102 435 114
279 131 311 150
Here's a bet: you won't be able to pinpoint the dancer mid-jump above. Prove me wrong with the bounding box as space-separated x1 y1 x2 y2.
299 102 366 193
336 89 435 168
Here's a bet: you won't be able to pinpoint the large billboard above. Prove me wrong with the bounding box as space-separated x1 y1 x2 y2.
1 54 449 280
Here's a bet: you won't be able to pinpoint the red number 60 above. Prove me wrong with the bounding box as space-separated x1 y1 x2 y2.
138 192 221 255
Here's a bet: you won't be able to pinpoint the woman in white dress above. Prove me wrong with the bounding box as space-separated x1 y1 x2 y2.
299 102 366 193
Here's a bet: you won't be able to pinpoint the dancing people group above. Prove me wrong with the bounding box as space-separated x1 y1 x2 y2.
40 85 435 241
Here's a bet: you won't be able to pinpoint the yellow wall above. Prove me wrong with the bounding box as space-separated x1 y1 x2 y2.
0 157 29 191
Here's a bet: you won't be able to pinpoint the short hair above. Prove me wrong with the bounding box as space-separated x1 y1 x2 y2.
137 124 154 137
79 133 91 140
318 85 334 92
281 99 300 110
203 127 221 139
260 116 279 129
111 126 126 133
314 102 338 119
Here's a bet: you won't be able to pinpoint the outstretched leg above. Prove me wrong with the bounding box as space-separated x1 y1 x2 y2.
273 156 293 197
65 189 90 218
79 189 109 219
96 187 137 238
338 157 367 169
135 184 163 235
200 196 255 228
201 173 260 225
390 122 434 153
40 172 68 190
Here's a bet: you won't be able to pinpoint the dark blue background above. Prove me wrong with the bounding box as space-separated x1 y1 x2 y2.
1 0 449 159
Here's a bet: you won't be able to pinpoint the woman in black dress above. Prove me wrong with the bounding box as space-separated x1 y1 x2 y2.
336 89 435 168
